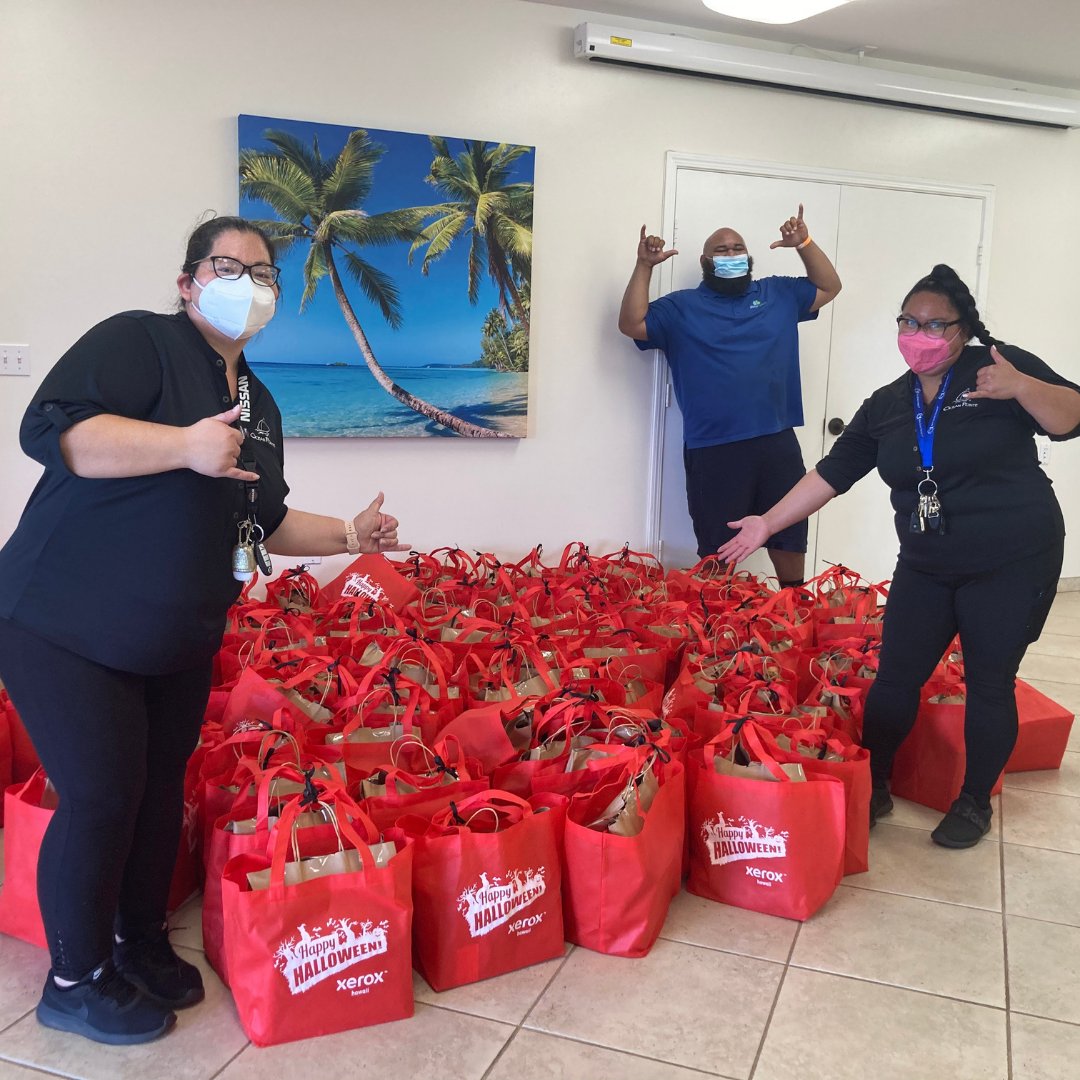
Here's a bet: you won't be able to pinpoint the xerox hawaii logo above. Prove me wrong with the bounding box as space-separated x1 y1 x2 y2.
702 812 789 870
341 572 388 602
274 918 388 995
457 869 547 938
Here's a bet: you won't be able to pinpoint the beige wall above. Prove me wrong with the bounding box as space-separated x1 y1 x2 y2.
2 0 1079 581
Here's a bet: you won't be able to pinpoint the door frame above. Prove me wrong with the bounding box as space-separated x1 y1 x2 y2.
644 152 995 559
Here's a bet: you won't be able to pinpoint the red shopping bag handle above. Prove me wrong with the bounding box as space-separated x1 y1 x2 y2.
266 791 382 899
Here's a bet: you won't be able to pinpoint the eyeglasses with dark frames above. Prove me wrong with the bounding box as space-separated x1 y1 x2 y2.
191 256 281 288
896 316 962 339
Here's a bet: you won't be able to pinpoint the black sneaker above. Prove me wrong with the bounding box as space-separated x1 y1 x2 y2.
37 959 176 1045
869 785 894 828
115 926 205 1009
931 793 993 849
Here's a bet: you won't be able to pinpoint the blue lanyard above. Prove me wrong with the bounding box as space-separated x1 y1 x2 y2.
912 370 952 472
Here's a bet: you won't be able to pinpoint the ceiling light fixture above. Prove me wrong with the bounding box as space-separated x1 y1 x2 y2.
702 0 855 24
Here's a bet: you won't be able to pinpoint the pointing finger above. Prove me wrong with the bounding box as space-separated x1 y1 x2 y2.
225 467 261 482
210 403 242 423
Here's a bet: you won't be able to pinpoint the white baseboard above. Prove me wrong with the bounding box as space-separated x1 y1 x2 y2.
1059 577 1080 593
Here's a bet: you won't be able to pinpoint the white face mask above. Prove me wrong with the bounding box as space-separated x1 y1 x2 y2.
189 273 276 341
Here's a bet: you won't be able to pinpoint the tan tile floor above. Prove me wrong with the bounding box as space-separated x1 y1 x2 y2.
0 592 1078 1078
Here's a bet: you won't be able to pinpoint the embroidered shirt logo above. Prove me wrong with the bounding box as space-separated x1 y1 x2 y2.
750 299 764 308
457 868 547 938
341 572 388 602
246 417 277 448
702 812 789 867
274 918 388 995
943 387 978 413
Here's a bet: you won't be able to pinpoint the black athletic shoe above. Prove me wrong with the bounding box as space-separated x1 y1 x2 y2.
931 793 993 849
36 959 176 1045
115 926 205 1009
869 785 894 828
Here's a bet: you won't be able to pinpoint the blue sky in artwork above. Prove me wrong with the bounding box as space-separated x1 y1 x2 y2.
237 114 534 368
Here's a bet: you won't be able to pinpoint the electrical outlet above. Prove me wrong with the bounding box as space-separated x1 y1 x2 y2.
304 556 322 565
1038 440 1052 465
0 343 30 376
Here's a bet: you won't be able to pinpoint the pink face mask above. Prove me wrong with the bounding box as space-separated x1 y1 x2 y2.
897 330 958 374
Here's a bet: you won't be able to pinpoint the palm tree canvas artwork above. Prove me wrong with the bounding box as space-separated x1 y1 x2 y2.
237 114 533 439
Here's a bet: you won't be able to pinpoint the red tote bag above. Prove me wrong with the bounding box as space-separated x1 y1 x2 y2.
561 754 685 958
409 791 565 992
321 554 421 610
890 685 1004 813
1006 680 1074 773
687 732 846 921
760 728 871 877
0 770 55 947
221 797 414 1047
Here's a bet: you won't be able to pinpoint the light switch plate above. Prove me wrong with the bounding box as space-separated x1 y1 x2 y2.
0 344 30 376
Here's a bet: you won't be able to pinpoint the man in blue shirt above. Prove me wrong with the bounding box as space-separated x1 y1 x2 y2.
618 206 842 586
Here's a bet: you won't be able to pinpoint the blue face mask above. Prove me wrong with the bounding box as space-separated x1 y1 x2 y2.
712 254 750 279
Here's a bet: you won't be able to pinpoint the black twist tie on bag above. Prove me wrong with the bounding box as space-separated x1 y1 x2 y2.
731 715 750 736
432 754 458 780
299 767 319 808
449 800 466 825
384 668 402 707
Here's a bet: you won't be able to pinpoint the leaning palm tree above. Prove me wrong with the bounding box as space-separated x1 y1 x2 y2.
409 138 533 333
239 128 509 438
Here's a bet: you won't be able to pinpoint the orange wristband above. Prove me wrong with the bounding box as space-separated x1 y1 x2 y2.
796 235 813 250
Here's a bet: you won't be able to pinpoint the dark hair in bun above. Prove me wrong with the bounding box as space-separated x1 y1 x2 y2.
902 264 1000 347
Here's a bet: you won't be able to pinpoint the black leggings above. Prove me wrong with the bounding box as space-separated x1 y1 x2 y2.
0 619 209 980
862 544 1063 804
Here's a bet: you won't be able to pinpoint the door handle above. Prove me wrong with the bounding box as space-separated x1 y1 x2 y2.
827 417 846 436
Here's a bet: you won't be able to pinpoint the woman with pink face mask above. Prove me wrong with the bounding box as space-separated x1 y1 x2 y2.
717 264 1080 849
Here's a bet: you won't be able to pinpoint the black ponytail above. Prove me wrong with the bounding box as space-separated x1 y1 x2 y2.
902 264 1001 348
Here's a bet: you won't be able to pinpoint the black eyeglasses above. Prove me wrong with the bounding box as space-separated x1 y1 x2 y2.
896 316 962 339
191 256 281 287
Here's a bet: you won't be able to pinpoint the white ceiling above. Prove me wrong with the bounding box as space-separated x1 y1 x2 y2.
526 0 1080 91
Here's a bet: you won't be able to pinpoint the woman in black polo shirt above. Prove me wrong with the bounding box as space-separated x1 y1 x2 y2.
0 216 407 1044
718 264 1080 849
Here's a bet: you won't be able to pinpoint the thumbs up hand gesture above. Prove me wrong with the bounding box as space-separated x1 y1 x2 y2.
352 492 409 553
183 404 260 480
966 346 1026 401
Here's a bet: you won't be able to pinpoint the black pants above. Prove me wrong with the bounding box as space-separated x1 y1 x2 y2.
0 619 210 980
862 544 1063 804
684 429 809 559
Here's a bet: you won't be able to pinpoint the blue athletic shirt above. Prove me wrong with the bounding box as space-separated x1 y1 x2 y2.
635 277 819 449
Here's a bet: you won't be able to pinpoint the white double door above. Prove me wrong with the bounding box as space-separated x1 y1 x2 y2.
649 159 991 582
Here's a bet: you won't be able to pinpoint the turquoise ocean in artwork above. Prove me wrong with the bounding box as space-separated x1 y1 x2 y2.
250 363 527 438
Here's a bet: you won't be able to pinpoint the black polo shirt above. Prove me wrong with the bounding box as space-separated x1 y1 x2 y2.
815 343 1080 575
0 310 289 674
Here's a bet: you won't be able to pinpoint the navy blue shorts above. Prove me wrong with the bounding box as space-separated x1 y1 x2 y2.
683 429 809 559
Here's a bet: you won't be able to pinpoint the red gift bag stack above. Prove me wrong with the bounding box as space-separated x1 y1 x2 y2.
2 547 1073 1047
